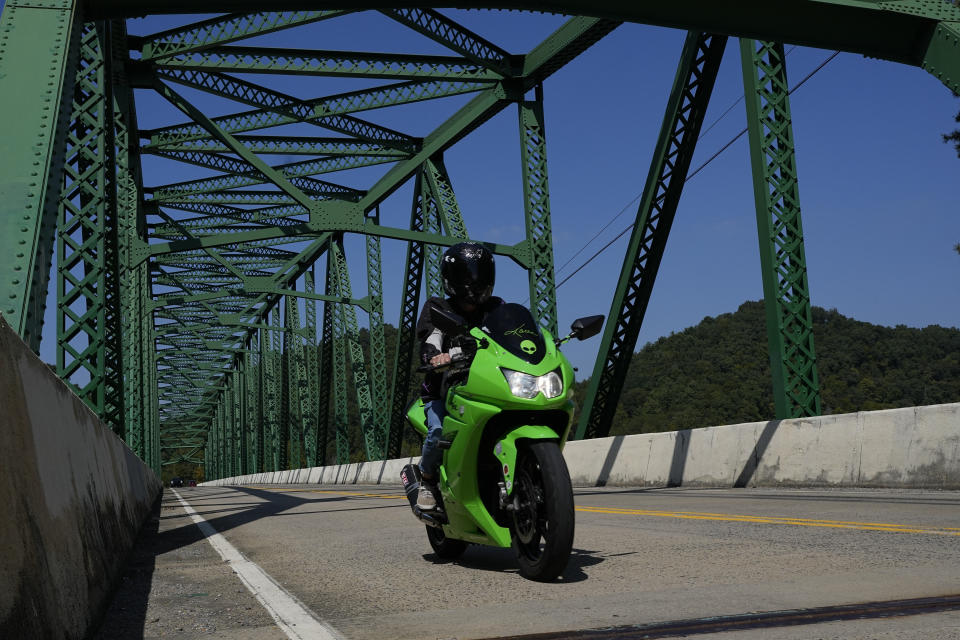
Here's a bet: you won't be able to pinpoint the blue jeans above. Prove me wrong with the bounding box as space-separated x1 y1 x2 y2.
419 399 446 478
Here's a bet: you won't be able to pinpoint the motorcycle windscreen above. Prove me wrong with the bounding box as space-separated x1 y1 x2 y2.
482 303 546 364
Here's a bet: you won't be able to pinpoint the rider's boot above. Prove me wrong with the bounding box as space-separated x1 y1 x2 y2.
417 478 438 510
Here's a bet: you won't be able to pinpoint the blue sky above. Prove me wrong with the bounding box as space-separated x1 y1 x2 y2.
35 9 960 379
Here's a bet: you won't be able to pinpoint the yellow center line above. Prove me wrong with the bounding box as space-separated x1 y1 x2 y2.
575 506 960 536
244 486 959 536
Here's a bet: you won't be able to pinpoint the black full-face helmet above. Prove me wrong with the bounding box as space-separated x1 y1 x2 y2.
441 242 495 305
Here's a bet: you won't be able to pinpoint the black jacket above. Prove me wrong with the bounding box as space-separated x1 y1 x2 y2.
416 295 503 400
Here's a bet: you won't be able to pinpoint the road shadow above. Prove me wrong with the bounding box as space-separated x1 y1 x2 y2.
668 429 691 487
734 419 781 488
91 495 162 640
425 547 605 583
595 435 625 487
91 484 412 637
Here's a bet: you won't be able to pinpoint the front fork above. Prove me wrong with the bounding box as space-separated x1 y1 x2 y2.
491 424 562 508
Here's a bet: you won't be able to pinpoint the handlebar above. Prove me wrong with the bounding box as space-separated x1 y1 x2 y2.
417 352 471 373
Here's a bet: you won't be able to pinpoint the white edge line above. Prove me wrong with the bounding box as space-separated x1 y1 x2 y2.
173 489 345 640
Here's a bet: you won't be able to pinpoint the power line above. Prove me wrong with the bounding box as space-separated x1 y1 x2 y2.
550 49 800 291
552 49 840 292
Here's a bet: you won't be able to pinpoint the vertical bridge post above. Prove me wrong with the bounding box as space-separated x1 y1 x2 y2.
740 39 821 419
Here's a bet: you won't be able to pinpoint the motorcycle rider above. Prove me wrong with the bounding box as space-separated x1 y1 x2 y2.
416 242 502 510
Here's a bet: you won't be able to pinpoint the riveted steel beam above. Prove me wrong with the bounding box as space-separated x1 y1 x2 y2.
156 46 504 81
149 69 480 148
148 136 412 157
86 1 960 80
0 0 82 351
139 10 352 62
380 8 515 76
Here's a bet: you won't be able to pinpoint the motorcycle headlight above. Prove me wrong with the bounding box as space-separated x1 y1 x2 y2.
501 369 539 399
500 369 564 399
539 370 563 399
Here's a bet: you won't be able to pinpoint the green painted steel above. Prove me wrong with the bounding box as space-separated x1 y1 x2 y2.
0 3 953 477
257 329 268 470
330 239 382 461
84 2 960 81
0 0 81 353
422 156 469 299
576 31 727 440
519 90 559 338
56 22 113 423
317 280 335 465
284 295 302 469
156 46 505 81
303 270 320 468
366 231 391 459
327 248 351 465
140 11 353 62
387 169 429 459
740 39 821 419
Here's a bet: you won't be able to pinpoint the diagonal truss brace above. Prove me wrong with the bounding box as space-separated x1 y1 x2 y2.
576 32 727 440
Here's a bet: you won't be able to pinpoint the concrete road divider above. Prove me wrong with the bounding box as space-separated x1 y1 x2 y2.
206 403 960 490
564 403 960 488
0 315 162 639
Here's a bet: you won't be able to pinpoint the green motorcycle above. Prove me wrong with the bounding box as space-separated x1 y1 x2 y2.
400 303 603 581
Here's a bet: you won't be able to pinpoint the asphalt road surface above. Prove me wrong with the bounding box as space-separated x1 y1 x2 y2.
96 485 960 639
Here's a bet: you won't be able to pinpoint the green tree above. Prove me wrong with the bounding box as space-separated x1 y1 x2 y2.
944 98 959 257
945 96 960 156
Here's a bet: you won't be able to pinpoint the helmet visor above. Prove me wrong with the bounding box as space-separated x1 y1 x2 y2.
458 256 494 303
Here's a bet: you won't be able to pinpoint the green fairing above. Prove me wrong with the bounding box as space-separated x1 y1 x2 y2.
406 324 575 549
493 424 565 496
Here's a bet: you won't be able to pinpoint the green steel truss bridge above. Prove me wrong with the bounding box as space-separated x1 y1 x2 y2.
0 1 956 478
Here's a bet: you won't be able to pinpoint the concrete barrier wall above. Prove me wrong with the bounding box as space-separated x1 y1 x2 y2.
0 315 162 639
205 403 960 490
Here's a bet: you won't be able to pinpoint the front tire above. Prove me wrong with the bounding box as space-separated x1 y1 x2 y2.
426 525 467 560
511 441 575 581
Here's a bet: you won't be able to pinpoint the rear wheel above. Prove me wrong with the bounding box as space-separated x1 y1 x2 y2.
426 525 468 560
511 441 575 581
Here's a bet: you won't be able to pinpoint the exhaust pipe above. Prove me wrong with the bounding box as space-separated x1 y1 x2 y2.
400 463 447 528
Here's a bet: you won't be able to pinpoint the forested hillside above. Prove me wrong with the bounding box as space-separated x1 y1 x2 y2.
571 301 960 435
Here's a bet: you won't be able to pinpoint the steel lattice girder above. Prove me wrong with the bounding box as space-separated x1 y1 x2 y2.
327 248 351 465
84 2 960 95
56 22 113 418
575 31 727 441
155 46 505 81
366 231 391 461
519 90 559 337
740 38 821 419
139 11 354 62
387 168 429 459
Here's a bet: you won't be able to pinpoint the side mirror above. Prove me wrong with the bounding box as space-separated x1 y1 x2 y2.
430 306 467 334
571 315 604 341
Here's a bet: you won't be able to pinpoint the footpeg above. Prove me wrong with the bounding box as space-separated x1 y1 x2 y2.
401 463 448 527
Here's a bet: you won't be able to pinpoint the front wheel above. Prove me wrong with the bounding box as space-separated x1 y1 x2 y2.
511 441 575 581
426 525 467 560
